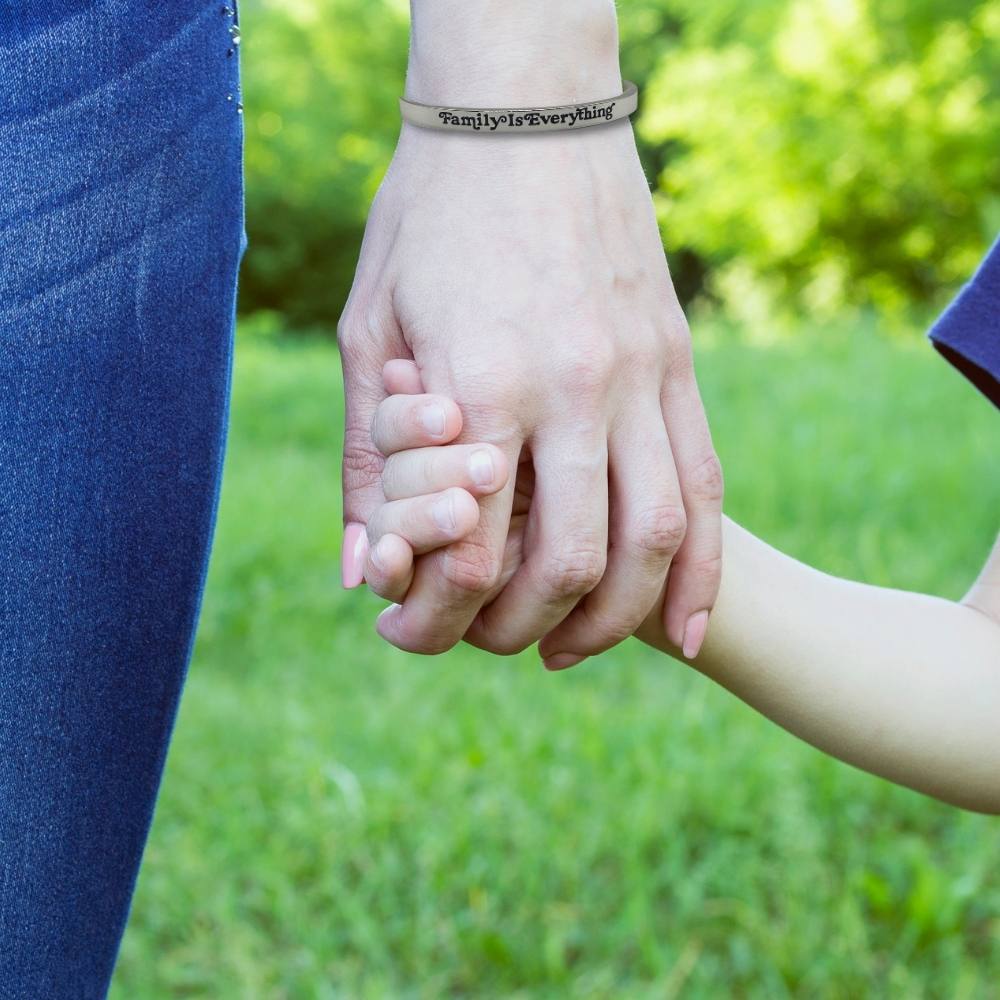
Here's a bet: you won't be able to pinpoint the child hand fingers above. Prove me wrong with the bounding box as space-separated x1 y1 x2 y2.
367 487 480 554
382 359 424 395
381 443 509 501
365 533 416 602
371 393 463 456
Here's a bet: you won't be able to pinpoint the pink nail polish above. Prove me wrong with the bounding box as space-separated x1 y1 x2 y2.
341 523 368 589
543 652 585 671
682 610 709 659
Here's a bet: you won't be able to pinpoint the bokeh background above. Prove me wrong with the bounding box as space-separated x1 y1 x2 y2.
111 1 1000 995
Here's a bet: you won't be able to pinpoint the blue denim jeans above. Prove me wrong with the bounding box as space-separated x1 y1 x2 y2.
0 4 245 996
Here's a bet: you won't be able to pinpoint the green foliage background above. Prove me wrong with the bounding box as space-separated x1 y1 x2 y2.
238 0 1000 327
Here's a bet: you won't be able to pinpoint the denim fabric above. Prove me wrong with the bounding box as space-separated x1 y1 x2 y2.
0 3 246 996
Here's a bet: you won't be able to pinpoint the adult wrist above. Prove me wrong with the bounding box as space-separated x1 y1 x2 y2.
405 0 622 107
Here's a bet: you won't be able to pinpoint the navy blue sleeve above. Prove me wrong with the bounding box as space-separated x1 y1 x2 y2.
928 236 1000 410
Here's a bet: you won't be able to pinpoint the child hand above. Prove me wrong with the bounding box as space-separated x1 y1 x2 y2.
349 359 511 604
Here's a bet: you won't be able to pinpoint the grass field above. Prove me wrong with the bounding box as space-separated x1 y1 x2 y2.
110 322 999 998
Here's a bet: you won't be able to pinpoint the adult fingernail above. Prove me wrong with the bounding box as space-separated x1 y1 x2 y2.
682 610 709 659
421 404 446 437
432 492 455 532
469 448 494 486
341 522 368 589
543 652 586 671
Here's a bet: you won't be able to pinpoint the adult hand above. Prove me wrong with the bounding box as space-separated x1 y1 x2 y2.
338 0 723 659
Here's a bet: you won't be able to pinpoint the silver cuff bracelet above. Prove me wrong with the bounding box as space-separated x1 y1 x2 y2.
399 80 638 134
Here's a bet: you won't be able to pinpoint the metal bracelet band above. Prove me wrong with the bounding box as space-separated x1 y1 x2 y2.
399 80 638 134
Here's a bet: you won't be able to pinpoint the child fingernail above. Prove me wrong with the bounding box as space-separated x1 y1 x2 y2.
341 522 368 589
543 652 585 671
469 449 494 486
682 610 709 659
432 492 455 532
421 404 446 437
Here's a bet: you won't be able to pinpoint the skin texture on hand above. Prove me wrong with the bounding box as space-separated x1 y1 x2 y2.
339 115 722 657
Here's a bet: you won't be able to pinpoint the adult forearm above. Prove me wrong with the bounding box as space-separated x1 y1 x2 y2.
639 518 1000 813
405 0 622 105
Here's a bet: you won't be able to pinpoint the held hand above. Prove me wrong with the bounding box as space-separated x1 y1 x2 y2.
339 119 722 657
359 361 527 625
356 360 511 603
360 361 680 669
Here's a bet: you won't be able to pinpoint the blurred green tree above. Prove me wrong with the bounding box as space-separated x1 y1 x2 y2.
237 0 1000 328
636 0 1000 322
239 0 409 327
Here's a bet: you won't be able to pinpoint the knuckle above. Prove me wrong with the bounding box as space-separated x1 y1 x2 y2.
581 606 641 647
395 630 458 656
687 451 725 505
631 503 687 557
555 339 616 398
411 633 459 656
622 342 662 378
676 551 723 587
478 632 532 657
338 302 392 367
367 576 400 602
335 307 353 344
336 308 364 359
659 301 692 343
440 543 503 597
664 339 695 384
537 545 607 600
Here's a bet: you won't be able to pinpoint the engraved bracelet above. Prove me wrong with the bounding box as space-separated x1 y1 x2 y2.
399 80 638 134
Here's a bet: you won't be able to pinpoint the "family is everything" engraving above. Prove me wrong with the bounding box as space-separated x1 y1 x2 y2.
438 101 617 132
399 81 638 133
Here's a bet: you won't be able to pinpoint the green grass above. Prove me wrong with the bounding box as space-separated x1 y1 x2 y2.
110 322 999 998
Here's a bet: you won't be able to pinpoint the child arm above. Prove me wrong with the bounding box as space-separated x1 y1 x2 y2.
634 519 1000 814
